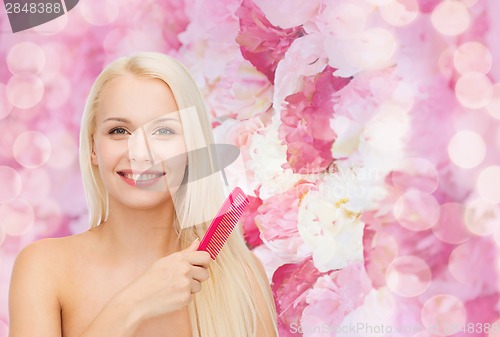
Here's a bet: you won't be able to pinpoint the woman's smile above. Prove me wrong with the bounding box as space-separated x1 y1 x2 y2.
117 170 167 187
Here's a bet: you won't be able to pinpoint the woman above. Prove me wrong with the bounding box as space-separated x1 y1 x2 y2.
8 52 278 337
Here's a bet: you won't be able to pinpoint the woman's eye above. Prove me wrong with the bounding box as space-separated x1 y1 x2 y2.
153 127 174 135
109 127 129 135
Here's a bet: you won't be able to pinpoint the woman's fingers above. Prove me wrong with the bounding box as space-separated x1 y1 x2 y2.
191 279 202 294
191 265 209 283
187 251 211 268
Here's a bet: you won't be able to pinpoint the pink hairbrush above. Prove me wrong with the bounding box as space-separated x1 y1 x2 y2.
197 187 249 259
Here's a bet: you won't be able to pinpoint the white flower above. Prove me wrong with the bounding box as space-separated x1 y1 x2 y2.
329 160 389 213
248 120 302 199
330 115 363 159
298 186 365 272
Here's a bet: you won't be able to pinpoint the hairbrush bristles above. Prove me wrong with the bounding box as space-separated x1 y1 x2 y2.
198 187 249 259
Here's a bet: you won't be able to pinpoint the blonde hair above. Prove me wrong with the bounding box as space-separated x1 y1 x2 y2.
79 52 278 336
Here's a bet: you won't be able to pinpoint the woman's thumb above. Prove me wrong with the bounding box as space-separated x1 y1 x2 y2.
187 238 200 251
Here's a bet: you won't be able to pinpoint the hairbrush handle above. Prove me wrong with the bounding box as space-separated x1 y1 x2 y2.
197 187 249 259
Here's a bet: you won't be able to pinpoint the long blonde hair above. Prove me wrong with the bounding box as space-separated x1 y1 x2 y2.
79 52 278 336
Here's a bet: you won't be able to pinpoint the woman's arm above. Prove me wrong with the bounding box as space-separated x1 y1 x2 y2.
80 238 210 337
9 238 210 337
9 240 63 337
77 297 142 337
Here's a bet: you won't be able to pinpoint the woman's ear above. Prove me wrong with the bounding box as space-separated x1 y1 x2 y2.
91 140 98 166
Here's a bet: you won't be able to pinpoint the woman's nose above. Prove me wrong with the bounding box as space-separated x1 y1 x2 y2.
128 127 153 163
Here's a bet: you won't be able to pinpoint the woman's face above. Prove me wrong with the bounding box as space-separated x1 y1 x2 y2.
91 74 188 210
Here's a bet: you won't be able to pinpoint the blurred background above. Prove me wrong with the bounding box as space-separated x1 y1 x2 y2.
1 0 499 336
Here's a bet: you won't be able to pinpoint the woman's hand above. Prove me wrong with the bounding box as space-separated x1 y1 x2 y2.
111 239 211 321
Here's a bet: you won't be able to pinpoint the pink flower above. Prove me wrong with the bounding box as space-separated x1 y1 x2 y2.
279 67 351 174
272 258 325 337
213 116 266 162
235 0 305 83
205 60 273 120
241 194 264 249
176 0 243 87
251 0 321 29
300 263 372 336
273 32 328 113
255 182 315 261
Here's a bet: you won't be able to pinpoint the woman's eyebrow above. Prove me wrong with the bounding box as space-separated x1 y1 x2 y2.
102 117 181 124
103 117 130 123
150 117 182 125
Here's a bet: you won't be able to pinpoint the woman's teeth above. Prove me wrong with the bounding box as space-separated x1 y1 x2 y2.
122 173 163 181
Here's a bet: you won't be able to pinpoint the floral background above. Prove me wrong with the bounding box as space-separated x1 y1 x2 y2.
1 0 500 336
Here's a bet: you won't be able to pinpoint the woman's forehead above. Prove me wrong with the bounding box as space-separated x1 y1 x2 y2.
96 74 181 125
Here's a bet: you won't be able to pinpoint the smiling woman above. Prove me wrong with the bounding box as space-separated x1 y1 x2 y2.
8 52 278 337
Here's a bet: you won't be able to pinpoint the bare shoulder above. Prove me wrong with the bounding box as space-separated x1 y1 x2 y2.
10 233 92 298
9 233 92 337
13 233 89 272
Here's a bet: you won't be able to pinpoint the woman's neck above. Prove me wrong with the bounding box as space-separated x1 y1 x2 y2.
90 198 181 267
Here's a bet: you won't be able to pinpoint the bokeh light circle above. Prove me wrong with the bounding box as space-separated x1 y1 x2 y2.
13 131 51 169
438 47 455 79
386 255 431 297
431 0 470 36
487 83 500 120
365 231 399 286
0 83 14 119
464 198 500 236
0 166 22 204
6 73 45 109
0 199 35 236
455 72 493 109
448 243 487 284
380 0 419 27
79 0 120 26
392 157 439 193
454 41 492 75
477 166 500 204
421 294 467 336
348 28 397 70
448 130 486 169
393 189 440 231
7 42 46 74
432 203 471 244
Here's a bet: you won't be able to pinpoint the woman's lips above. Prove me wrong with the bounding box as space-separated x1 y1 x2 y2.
117 171 165 188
